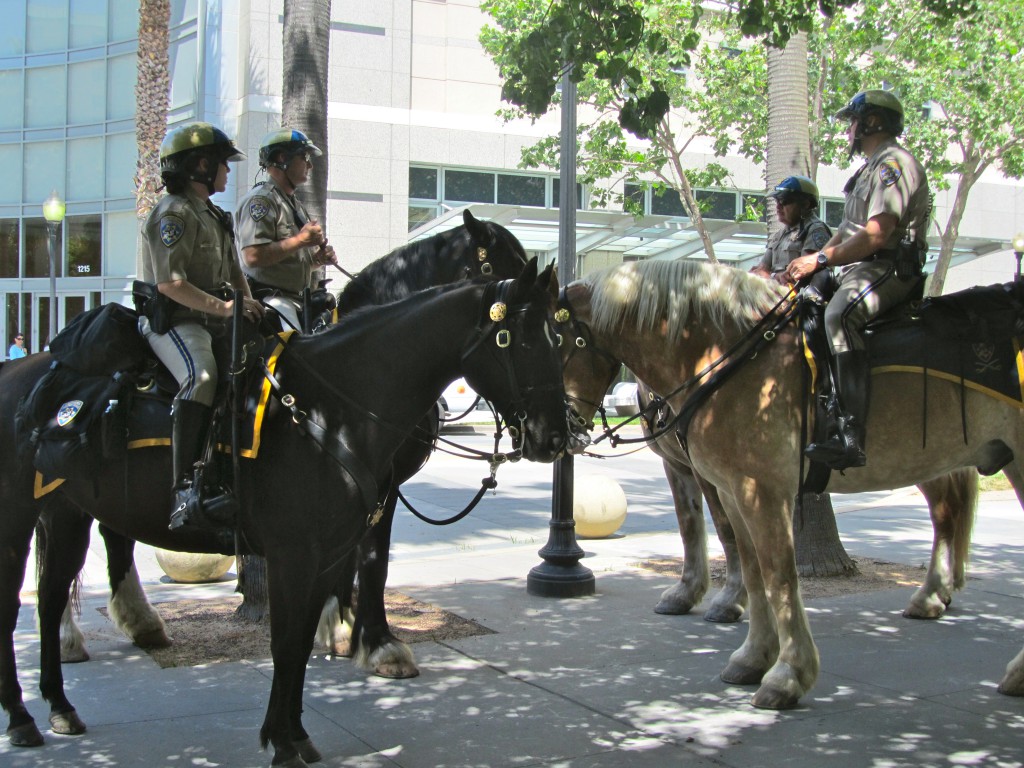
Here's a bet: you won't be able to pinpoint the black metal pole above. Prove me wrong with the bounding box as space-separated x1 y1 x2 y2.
527 62 595 598
1015 250 1022 282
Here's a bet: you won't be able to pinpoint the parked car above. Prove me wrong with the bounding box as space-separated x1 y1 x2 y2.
440 377 484 420
603 381 640 417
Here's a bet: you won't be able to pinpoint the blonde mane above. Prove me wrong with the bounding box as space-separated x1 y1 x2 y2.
582 260 787 339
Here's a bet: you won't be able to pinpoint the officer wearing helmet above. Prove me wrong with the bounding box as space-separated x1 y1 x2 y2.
236 128 337 331
138 121 265 531
786 89 931 469
751 175 831 283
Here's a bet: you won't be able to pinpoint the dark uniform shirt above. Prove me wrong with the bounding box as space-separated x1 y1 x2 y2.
757 214 831 275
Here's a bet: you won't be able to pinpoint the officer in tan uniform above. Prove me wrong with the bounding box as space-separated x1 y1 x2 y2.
751 175 831 283
236 129 336 331
787 90 931 469
139 121 264 530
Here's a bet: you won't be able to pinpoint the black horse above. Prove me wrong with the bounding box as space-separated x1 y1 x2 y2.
65 208 531 676
0 260 568 766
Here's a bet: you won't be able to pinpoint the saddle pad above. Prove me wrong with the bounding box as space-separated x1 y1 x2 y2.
868 311 1024 407
34 333 292 499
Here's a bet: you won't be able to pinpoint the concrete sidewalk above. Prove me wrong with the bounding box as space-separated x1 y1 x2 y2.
5 433 1024 767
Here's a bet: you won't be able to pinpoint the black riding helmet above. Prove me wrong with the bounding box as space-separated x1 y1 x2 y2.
160 122 245 193
768 175 820 209
835 90 905 137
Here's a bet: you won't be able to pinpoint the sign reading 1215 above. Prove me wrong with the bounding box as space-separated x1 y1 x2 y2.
75 265 91 274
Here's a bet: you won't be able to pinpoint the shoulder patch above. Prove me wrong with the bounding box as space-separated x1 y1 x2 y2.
159 214 185 247
248 197 272 222
878 158 902 187
810 228 831 250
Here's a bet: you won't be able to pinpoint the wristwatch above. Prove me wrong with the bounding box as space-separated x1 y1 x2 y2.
816 251 829 270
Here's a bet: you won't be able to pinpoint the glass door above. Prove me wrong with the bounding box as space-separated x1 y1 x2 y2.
31 292 94 353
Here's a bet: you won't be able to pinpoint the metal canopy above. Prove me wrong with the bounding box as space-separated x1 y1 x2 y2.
408 203 1005 272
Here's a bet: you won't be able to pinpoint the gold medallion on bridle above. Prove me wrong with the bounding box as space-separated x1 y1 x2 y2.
554 308 570 323
489 302 507 321
477 247 487 261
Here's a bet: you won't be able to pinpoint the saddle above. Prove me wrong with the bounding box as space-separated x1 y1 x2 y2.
800 277 1024 489
18 302 268 496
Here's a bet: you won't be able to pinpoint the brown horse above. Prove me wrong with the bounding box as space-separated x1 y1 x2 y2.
0 261 569 765
633 379 977 623
558 259 1022 709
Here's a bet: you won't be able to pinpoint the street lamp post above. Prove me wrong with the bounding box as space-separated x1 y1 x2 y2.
1013 232 1024 283
42 190 66 345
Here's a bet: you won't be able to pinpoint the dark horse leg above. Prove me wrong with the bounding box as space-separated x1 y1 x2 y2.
261 551 333 767
0 494 44 746
34 498 91 738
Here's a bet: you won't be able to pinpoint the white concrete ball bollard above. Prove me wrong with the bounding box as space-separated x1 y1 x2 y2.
155 549 235 584
572 472 628 539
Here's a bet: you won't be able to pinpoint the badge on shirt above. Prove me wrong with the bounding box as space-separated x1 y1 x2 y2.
878 159 902 187
159 214 185 247
249 197 271 222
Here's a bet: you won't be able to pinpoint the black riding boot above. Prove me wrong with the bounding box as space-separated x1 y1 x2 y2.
169 399 211 530
805 350 870 469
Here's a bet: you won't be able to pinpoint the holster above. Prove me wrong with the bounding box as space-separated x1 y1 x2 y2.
132 280 176 335
894 237 926 280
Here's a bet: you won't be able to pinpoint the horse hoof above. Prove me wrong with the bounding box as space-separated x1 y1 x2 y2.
6 721 44 747
374 661 420 679
133 628 172 649
293 738 322 763
751 685 800 710
654 598 694 615
702 605 744 623
61 647 90 663
720 662 765 686
50 709 87 735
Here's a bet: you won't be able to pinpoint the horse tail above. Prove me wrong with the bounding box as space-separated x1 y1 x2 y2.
34 518 83 619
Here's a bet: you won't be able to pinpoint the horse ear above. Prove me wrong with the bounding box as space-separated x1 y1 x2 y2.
463 208 485 238
509 256 539 302
538 262 558 298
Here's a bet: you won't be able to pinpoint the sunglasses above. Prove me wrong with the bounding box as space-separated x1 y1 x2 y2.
15 337 23 340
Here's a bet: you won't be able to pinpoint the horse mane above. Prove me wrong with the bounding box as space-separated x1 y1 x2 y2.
583 260 788 339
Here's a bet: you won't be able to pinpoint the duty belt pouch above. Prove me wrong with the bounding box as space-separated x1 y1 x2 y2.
894 237 924 280
132 280 176 335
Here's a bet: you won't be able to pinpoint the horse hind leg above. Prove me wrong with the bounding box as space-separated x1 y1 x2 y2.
54 580 88 663
316 554 356 657
100 526 170 649
654 458 711 616
905 469 978 619
700 482 746 623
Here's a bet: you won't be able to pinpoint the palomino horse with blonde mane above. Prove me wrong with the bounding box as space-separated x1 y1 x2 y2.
634 380 976 623
559 259 1022 709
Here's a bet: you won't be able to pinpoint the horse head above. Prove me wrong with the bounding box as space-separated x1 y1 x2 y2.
460 257 569 463
460 209 528 280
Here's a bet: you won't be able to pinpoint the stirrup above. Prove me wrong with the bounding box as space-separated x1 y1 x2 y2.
804 434 865 470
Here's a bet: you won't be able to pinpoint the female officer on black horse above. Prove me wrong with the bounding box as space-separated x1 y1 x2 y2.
137 122 265 531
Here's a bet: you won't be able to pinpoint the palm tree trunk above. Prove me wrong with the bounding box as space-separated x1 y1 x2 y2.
134 0 170 223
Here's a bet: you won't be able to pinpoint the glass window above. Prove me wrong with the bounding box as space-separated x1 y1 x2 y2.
623 183 645 212
69 0 106 49
27 0 68 54
497 174 544 206
742 193 767 222
0 145 22 204
107 54 136 121
68 60 106 125
169 35 197 111
408 205 438 232
0 219 19 278
25 66 67 128
409 167 437 200
652 187 686 217
24 142 66 205
23 217 59 279
66 214 101 277
444 170 494 204
0 70 24 131
104 211 138 277
105 132 135 198
108 0 136 41
696 189 738 220
0 0 26 57
552 179 583 210
822 199 844 229
6 292 22 354
67 137 105 200
171 0 200 27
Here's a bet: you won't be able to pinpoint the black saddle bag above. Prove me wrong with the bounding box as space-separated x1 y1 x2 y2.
50 302 150 376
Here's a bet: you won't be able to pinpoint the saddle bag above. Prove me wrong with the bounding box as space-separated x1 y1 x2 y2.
50 301 150 376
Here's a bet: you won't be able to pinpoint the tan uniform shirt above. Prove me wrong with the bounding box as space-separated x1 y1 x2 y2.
236 180 317 297
140 188 240 324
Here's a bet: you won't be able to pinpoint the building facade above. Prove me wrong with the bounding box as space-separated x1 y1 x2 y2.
3 0 1023 355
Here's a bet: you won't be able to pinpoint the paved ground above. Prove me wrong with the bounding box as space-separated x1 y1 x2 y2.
4 430 1024 767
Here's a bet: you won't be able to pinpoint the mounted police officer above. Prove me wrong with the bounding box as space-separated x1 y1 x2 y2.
138 122 265 531
751 175 831 283
236 129 337 332
786 89 931 469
